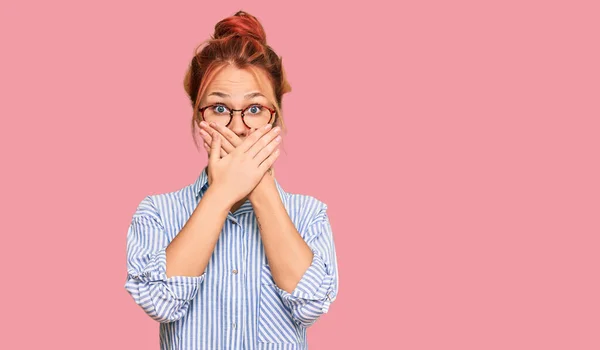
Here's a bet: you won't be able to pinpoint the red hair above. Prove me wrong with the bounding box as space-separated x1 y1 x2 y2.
183 10 292 149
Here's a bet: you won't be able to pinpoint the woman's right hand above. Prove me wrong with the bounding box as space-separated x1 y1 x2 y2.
207 124 281 204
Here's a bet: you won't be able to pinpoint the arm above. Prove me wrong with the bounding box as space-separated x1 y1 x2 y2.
124 186 233 323
199 121 339 326
250 178 339 327
165 184 233 277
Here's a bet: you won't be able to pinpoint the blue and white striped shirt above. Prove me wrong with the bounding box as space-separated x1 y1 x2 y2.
124 166 339 349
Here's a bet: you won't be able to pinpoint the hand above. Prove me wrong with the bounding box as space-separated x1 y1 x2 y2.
200 121 281 204
199 121 278 184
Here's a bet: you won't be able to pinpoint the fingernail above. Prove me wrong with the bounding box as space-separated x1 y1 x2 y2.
275 135 281 142
273 126 281 133
200 121 207 127
264 124 272 130
210 122 217 127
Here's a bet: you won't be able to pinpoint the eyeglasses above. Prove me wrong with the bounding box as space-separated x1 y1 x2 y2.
198 103 277 129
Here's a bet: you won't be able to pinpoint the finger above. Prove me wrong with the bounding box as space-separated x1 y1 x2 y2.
209 142 227 158
236 123 274 154
200 129 229 157
202 141 227 158
258 148 280 174
209 133 221 165
247 126 281 159
201 126 235 154
200 122 236 152
207 122 243 148
252 133 281 165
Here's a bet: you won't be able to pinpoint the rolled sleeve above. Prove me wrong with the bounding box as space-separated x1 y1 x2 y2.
124 196 205 323
275 207 339 327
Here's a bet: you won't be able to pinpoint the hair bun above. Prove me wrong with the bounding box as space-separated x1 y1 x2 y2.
213 10 267 45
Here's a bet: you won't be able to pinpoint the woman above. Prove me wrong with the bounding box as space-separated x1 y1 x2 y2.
124 10 339 350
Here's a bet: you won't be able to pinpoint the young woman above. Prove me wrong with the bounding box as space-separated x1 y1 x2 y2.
124 10 339 350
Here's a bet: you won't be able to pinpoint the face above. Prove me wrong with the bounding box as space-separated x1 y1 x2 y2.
199 65 275 142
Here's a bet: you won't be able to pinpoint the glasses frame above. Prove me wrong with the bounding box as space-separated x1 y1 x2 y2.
198 103 277 129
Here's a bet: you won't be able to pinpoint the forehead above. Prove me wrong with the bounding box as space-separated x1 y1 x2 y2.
205 65 272 99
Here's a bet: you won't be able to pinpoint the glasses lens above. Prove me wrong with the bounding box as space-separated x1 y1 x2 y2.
243 105 272 128
203 105 231 126
202 104 273 128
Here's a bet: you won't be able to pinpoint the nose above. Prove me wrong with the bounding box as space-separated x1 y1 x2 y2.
228 110 251 138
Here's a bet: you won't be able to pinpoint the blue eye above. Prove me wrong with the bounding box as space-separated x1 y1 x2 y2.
214 105 227 114
248 105 261 114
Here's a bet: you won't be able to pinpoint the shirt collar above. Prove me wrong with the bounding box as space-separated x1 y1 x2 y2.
193 165 287 203
192 165 210 198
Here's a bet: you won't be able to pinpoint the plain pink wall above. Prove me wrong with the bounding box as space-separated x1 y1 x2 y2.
2 0 599 349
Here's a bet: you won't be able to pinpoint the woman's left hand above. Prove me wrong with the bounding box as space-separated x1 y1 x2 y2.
198 121 276 195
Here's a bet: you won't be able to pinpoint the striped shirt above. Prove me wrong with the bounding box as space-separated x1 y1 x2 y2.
124 166 339 349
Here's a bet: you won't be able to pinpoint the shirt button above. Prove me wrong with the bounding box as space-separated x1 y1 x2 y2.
232 322 237 329
232 269 238 275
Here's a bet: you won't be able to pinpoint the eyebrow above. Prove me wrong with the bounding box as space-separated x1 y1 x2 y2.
207 91 266 99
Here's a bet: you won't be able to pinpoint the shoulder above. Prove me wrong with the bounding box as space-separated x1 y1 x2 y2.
132 183 194 221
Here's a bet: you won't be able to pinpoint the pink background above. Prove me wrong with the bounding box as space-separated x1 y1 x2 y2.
2 0 599 349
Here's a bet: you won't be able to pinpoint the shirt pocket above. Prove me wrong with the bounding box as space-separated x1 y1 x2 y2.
257 264 302 344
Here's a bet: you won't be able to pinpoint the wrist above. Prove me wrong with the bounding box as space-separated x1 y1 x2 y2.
249 175 277 203
202 184 237 212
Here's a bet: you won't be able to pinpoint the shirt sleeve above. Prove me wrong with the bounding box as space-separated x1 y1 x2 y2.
274 205 339 328
124 196 205 323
